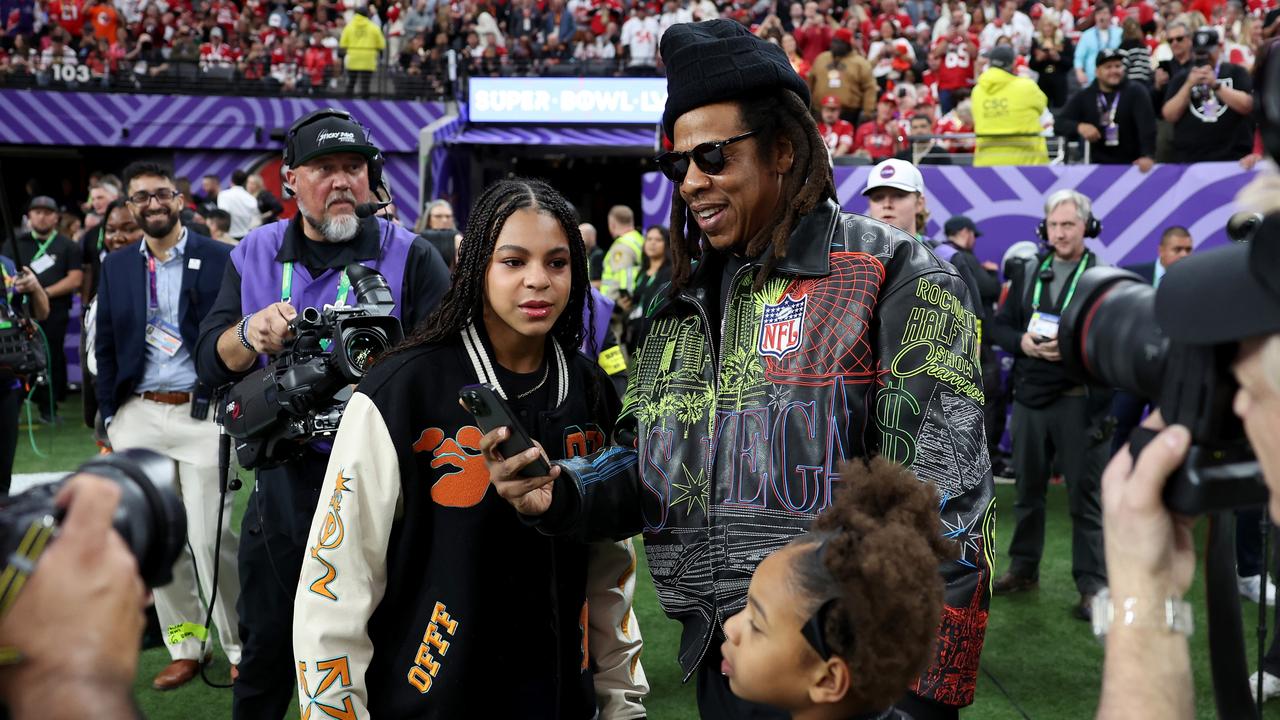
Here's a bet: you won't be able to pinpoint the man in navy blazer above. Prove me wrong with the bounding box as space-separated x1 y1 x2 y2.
95 162 244 691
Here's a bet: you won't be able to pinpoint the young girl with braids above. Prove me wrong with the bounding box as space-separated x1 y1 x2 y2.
722 458 956 720
292 178 647 719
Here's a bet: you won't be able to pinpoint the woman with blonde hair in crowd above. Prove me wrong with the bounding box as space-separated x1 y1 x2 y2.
1031 11 1071 107
1226 15 1260 70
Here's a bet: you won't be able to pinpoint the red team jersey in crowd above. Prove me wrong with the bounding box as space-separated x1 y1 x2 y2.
933 35 976 90
49 0 83 37
200 40 241 66
935 112 974 153
855 119 901 160
819 119 856 154
208 0 239 29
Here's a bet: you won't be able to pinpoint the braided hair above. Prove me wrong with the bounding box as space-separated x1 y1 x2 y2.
669 89 837 293
791 457 957 713
399 177 592 355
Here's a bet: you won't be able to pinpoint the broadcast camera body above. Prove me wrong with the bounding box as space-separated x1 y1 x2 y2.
223 263 403 469
0 302 46 380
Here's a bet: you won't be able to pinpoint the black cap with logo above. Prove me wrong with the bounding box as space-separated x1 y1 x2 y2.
1096 48 1124 67
284 110 380 168
1193 28 1219 51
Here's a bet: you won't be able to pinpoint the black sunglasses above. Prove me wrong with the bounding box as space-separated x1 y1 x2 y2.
655 129 759 183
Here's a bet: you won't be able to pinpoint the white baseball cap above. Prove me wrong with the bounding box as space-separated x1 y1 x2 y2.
863 159 925 195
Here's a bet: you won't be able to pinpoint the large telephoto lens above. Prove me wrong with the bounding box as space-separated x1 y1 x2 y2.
1058 268 1169 400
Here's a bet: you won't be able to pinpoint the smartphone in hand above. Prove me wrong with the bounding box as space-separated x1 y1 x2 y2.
459 383 553 479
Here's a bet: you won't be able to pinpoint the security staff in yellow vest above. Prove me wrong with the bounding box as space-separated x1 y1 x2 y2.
972 45 1049 166
599 205 645 302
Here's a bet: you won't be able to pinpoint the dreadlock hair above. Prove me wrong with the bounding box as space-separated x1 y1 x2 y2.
790 457 957 714
398 177 592 356
668 88 836 293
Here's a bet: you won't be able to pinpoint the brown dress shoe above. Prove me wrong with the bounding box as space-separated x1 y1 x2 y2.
992 571 1039 595
152 659 201 691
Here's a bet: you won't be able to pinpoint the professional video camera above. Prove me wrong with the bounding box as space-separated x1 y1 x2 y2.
0 302 46 379
1057 253 1263 516
0 449 186 612
222 263 403 469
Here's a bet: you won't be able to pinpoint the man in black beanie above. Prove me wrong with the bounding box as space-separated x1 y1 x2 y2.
488 19 994 720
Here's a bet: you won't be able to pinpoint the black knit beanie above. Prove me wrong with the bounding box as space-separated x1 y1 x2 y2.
660 20 811 141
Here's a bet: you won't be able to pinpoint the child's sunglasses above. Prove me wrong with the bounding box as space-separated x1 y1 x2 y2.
654 129 759 183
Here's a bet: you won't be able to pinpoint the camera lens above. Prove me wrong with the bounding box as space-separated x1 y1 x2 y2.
75 449 187 588
343 328 389 375
1058 268 1168 401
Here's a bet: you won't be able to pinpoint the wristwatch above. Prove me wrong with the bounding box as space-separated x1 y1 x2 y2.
1091 587 1194 642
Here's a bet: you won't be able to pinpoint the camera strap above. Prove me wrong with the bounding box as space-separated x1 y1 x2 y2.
1205 511 1258 718
0 518 55 619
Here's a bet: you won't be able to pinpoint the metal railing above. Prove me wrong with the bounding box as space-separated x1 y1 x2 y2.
892 133 1089 166
0 52 668 101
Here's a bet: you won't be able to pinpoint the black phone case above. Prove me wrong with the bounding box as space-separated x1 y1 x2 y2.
458 383 553 478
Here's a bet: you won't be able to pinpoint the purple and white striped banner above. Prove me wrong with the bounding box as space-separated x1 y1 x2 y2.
170 150 423 227
0 90 445 152
641 163 1258 267
380 153 422 226
172 150 272 187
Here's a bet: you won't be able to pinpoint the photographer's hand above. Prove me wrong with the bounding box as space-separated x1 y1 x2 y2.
481 426 560 516
1097 416 1195 720
13 268 49 322
217 301 297 371
247 302 298 355
1102 416 1195 600
0 475 146 720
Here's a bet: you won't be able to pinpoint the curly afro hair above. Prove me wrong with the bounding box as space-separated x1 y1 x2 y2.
790 457 957 713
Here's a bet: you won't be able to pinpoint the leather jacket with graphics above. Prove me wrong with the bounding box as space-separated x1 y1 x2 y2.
539 198 996 708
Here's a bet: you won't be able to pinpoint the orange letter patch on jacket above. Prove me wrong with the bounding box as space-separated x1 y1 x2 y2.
407 602 459 694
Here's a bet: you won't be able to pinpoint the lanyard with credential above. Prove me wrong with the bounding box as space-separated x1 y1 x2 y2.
282 262 351 351
280 261 352 307
1096 91 1119 126
1031 253 1089 312
147 253 160 314
31 232 56 262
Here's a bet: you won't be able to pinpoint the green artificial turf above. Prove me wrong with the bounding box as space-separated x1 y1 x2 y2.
22 394 1280 719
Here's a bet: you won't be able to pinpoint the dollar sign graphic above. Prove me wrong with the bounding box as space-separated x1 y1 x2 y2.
876 378 919 466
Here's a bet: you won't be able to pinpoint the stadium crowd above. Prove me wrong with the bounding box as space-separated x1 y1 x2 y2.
0 0 1271 117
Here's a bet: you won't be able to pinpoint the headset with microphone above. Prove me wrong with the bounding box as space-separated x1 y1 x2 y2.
281 108 393 219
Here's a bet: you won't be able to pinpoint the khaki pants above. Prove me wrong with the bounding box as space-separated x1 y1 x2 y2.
108 396 243 664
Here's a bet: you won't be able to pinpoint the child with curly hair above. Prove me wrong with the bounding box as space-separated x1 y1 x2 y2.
720 457 957 719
